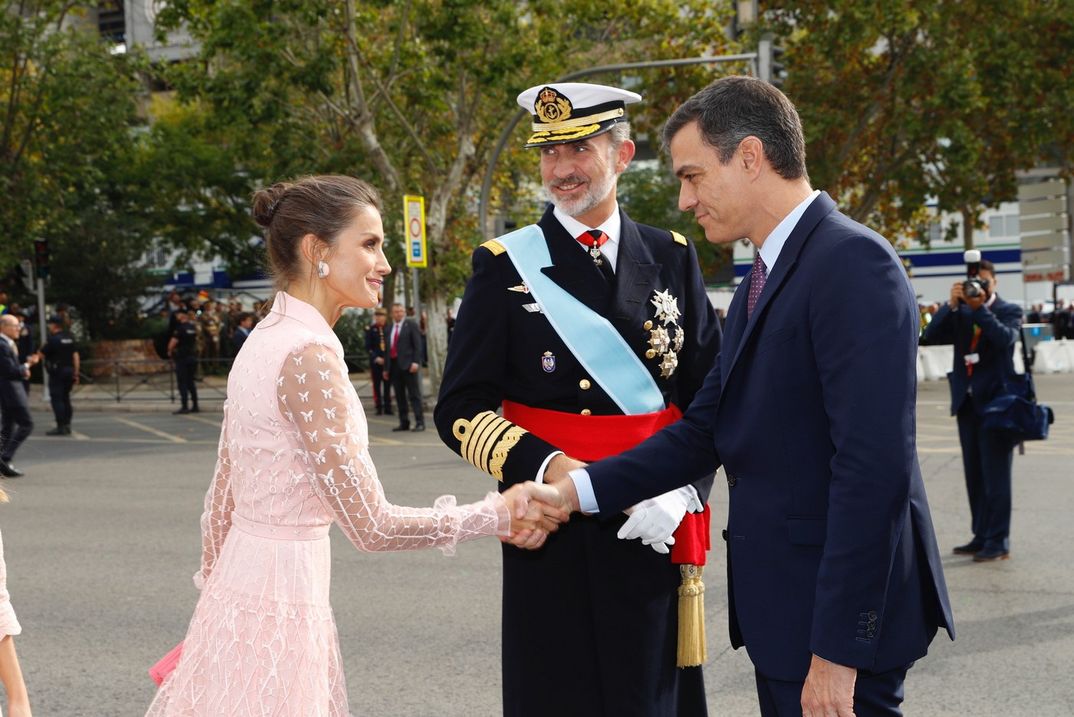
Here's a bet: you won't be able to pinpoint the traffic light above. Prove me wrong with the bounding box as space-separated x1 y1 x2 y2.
758 34 787 88
33 238 49 278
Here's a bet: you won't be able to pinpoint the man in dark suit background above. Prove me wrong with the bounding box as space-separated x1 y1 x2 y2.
921 260 1022 561
0 314 38 477
542 76 954 716
384 302 424 431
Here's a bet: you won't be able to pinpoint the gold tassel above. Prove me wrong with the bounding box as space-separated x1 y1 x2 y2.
676 564 707 667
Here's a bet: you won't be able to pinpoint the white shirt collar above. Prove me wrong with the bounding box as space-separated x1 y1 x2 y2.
553 202 622 270
757 190 821 273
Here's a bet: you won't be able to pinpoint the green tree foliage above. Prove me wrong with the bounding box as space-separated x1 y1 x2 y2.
154 0 732 389
1 3 157 338
761 0 1074 248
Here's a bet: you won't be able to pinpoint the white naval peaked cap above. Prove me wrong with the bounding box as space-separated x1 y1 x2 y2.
515 82 642 148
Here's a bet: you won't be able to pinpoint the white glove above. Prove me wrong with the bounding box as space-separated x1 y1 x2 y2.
618 486 701 554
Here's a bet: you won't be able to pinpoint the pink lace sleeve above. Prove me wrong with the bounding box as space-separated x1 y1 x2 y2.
0 529 21 637
194 412 234 589
278 343 509 555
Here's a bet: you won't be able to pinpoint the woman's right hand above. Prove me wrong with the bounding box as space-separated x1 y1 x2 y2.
500 482 571 549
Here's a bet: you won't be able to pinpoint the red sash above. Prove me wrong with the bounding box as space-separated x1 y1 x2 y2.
502 401 710 565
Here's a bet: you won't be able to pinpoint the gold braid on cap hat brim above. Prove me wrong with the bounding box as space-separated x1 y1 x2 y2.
527 123 605 146
530 107 624 133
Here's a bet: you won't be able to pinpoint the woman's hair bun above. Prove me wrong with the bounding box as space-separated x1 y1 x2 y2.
251 182 291 228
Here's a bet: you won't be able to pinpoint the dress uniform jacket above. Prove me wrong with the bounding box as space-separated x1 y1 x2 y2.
582 193 955 682
435 205 720 717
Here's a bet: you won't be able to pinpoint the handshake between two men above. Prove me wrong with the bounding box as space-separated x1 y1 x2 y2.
498 454 683 552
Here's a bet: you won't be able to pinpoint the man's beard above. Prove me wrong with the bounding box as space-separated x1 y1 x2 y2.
544 167 617 218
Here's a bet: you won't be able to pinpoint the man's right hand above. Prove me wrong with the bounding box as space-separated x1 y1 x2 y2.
948 281 964 309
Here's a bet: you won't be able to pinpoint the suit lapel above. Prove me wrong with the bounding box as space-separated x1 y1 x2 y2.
725 192 837 377
611 210 661 322
537 206 614 313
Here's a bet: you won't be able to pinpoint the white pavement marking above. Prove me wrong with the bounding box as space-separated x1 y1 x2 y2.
70 430 90 441
181 413 224 428
114 417 188 443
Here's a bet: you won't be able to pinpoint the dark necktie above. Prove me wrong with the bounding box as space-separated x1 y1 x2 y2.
747 252 767 318
577 230 615 282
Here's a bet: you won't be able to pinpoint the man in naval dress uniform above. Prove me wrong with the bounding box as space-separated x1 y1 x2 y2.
435 83 721 717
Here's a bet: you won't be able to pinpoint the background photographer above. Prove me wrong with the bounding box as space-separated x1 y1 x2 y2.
921 254 1022 562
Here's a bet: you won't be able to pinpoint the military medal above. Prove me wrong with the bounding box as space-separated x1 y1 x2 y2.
643 289 684 379
577 230 610 268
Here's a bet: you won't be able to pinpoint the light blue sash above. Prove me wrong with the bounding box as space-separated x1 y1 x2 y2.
498 225 664 415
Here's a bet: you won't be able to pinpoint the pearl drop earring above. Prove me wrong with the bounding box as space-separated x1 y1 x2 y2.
317 261 330 279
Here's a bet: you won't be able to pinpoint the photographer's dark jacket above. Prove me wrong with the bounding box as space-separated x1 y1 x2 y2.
921 294 1023 414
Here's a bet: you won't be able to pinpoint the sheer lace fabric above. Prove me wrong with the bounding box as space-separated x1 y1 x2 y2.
147 293 509 717
0 529 21 637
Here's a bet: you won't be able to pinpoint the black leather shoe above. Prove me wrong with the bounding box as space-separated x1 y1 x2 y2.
391 424 410 432
0 460 23 478
173 407 190 414
46 426 66 436
190 406 200 413
952 541 983 555
973 547 1011 562
62 425 72 435
412 423 426 432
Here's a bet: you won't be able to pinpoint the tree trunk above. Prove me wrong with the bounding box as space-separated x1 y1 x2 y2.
962 207 975 251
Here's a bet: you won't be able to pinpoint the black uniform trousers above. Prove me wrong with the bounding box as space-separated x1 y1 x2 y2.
501 513 706 717
754 661 912 717
174 357 199 409
48 366 75 426
389 365 422 426
956 401 1013 552
371 365 391 412
0 386 33 463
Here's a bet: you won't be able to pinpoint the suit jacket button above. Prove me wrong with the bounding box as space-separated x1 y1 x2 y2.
726 473 737 487
580 409 592 416
579 379 591 390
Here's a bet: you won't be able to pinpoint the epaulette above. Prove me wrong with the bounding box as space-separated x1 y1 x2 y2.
671 231 688 247
480 239 507 256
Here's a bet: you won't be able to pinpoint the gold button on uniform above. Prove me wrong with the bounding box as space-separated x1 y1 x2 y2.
643 320 653 330
579 379 591 390
645 349 656 359
580 409 592 416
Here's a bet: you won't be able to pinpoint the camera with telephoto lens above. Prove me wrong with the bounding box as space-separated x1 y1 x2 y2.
962 250 990 299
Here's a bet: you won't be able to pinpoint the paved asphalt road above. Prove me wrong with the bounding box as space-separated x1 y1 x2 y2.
1 374 1072 716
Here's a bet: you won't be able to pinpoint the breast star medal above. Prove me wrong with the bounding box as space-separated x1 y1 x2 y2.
650 289 681 326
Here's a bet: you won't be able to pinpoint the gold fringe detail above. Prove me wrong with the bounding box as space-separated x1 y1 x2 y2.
677 564 707 667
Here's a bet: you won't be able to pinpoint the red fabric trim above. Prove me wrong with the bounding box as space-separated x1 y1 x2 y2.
501 400 709 565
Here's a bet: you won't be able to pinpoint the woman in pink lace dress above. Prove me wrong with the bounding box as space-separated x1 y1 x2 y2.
146 176 562 717
0 490 32 717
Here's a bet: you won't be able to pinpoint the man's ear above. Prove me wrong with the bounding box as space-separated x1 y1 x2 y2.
616 139 636 173
738 136 764 177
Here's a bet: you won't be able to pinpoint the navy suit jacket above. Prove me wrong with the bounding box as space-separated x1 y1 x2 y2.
0 339 29 409
920 297 1022 415
586 193 955 679
384 319 422 373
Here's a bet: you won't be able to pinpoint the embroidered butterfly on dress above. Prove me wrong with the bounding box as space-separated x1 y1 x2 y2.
298 391 310 403
294 373 307 384
300 410 314 423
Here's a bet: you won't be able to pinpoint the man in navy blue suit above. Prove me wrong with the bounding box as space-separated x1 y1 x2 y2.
921 260 1021 562
537 76 955 716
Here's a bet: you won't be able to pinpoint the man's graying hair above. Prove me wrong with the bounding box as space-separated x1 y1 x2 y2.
662 76 808 181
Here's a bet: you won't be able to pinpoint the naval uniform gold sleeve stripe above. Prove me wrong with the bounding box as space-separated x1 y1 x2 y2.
471 417 510 474
452 410 528 481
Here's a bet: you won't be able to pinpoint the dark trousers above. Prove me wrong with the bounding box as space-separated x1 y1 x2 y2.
370 364 391 412
0 396 33 463
389 365 422 426
956 402 1013 551
49 367 75 426
754 662 911 717
175 357 199 409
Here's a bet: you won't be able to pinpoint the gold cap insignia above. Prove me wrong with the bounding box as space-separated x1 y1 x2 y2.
535 87 573 124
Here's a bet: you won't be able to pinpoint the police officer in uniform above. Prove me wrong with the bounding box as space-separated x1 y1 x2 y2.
435 83 720 717
167 308 200 414
38 315 80 435
364 307 392 415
